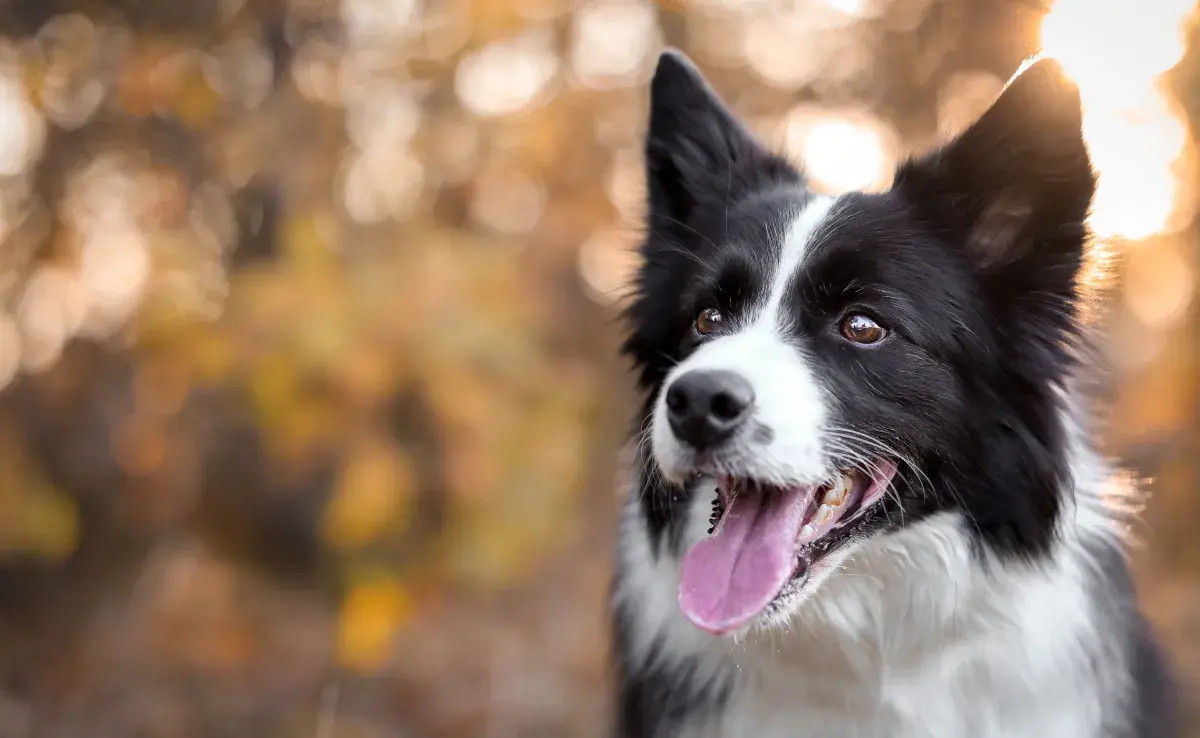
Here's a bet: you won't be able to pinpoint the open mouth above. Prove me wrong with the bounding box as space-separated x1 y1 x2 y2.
677 463 897 635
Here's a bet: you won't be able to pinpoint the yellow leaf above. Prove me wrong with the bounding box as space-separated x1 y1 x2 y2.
185 327 236 382
322 440 414 549
336 579 412 673
0 443 79 561
283 212 338 270
22 487 79 561
174 72 221 128
250 352 300 422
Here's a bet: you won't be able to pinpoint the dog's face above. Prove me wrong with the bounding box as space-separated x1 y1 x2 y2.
624 51 1095 635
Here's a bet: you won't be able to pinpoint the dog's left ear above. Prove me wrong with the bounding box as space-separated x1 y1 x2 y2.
645 50 800 234
895 58 1095 275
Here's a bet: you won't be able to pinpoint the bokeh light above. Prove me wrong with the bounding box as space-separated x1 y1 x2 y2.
1040 0 1197 240
937 70 1004 137
0 312 21 390
743 16 826 89
0 62 46 177
781 105 897 193
470 166 547 235
570 0 660 88
341 0 423 42
455 33 558 117
1125 244 1196 330
577 228 641 304
17 266 84 373
34 13 113 130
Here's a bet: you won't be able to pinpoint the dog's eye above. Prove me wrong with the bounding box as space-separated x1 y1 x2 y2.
695 308 723 336
840 313 886 344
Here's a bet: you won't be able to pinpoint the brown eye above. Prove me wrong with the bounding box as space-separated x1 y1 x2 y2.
695 307 723 336
840 313 886 344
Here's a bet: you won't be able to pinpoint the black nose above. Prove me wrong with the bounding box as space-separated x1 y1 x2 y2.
665 370 755 450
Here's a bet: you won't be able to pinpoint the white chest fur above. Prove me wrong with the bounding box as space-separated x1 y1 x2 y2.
675 618 1110 738
614 449 1131 738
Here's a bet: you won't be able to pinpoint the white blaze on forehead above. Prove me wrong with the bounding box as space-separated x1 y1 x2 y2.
650 194 841 486
756 195 837 331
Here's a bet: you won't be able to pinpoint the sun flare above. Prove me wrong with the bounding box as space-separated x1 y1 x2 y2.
1039 0 1196 241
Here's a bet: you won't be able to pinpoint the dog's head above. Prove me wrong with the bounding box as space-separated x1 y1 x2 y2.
623 51 1095 635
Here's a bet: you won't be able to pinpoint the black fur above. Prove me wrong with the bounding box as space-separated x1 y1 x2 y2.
613 49 1175 737
612 595 730 738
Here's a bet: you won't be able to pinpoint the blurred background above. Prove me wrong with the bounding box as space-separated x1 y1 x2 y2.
0 0 1196 735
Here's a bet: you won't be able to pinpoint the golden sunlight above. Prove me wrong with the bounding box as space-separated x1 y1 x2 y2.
1039 0 1196 241
782 105 897 194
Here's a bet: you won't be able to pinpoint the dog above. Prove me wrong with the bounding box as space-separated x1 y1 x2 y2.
610 49 1175 738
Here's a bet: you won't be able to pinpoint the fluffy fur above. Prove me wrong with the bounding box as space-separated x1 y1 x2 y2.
611 50 1175 737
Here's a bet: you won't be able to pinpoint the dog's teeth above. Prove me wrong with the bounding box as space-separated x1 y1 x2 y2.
822 487 845 507
799 523 816 539
814 504 835 525
823 472 853 507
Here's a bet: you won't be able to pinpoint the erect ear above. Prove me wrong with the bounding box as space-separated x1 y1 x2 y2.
645 50 800 234
895 58 1095 272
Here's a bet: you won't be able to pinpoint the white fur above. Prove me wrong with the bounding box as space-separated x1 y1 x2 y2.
615 410 1132 737
650 196 838 487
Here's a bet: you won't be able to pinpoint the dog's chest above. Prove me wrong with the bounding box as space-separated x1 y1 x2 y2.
671 645 1103 738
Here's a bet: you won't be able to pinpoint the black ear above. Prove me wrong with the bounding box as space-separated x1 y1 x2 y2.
895 58 1095 272
645 50 800 235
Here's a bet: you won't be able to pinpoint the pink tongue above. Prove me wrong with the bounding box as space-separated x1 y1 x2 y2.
678 487 814 634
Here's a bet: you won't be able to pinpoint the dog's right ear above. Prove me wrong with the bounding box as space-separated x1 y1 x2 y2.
645 50 799 233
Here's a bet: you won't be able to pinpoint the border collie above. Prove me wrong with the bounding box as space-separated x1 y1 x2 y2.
611 49 1175 738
